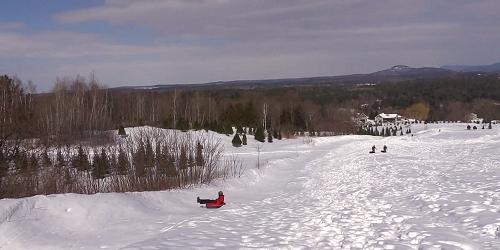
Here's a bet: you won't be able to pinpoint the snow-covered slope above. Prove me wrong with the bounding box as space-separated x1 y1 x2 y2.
1 124 500 249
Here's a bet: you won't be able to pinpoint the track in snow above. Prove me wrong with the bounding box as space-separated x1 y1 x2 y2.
124 126 500 250
2 124 500 249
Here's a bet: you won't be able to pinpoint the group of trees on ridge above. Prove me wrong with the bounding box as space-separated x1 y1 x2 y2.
1 73 500 198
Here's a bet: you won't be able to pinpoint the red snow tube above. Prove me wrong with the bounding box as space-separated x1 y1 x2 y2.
206 195 225 209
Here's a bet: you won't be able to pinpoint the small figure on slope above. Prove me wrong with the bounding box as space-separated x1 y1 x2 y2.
197 191 226 209
369 145 376 154
381 145 387 153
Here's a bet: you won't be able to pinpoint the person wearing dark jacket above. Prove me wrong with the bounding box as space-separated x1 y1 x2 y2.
381 145 387 153
197 191 225 208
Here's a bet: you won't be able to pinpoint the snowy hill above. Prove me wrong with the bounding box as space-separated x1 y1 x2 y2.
1 124 500 249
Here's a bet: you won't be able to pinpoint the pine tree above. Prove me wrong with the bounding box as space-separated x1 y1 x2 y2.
232 134 242 147
267 131 273 143
277 131 282 140
358 126 363 135
92 148 109 179
28 153 39 174
161 145 178 177
254 126 265 142
385 128 391 137
236 125 244 134
178 146 188 170
118 125 127 137
195 142 204 166
489 122 493 129
273 130 279 139
133 142 146 177
0 159 7 179
41 150 52 168
144 139 154 169
116 147 129 175
165 154 177 177
188 152 195 168
400 130 404 136
242 133 248 145
392 128 397 136
73 146 90 172
56 150 65 168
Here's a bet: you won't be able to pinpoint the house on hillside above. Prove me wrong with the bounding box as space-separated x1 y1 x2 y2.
353 113 369 125
468 113 484 124
375 113 402 124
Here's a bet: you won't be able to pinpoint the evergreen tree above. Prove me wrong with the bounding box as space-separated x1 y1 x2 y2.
92 148 109 179
56 150 65 168
225 123 234 135
273 130 279 139
116 147 129 175
41 149 52 168
385 128 391 137
118 125 127 137
254 126 266 142
155 142 162 169
188 152 195 168
236 125 244 134
144 139 154 170
15 151 29 175
232 134 242 147
28 153 39 174
91 151 101 179
392 128 397 136
161 145 178 177
489 122 493 129
72 145 90 171
193 120 201 131
195 142 204 166
277 131 282 140
242 133 248 145
267 131 273 143
133 142 146 177
0 159 7 179
400 130 404 136
178 146 188 170
176 118 190 132
408 128 412 134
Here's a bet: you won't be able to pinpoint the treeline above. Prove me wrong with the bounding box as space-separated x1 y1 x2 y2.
0 76 245 198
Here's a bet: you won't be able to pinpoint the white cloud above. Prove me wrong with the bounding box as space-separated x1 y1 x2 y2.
3 0 500 90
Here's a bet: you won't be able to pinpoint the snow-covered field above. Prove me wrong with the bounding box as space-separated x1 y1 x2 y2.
1 123 500 249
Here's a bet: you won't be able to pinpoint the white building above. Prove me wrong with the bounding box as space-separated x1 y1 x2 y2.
468 113 484 124
375 113 402 124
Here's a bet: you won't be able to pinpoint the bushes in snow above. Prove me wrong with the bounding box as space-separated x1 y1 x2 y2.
0 127 242 199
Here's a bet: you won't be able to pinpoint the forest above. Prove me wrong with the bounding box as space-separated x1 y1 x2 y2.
1 73 500 198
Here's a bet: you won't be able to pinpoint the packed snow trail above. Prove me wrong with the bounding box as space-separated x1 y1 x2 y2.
1 124 500 249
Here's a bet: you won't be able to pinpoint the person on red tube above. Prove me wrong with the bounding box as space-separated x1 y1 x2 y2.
197 191 225 208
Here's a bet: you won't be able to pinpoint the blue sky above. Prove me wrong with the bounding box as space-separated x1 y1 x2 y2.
1 0 500 91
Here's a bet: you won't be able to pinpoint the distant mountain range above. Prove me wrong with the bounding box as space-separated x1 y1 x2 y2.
441 62 500 73
113 64 497 92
